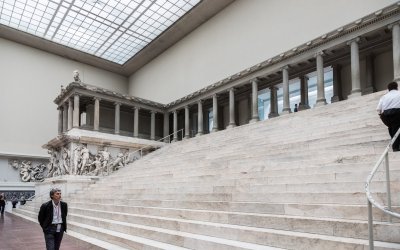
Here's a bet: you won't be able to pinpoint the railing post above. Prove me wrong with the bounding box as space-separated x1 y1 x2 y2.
384 153 392 222
368 199 374 250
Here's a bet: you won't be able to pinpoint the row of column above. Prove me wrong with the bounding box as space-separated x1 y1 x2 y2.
58 95 159 140
57 23 400 141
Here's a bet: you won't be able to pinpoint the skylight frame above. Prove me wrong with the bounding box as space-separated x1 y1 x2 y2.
0 0 201 65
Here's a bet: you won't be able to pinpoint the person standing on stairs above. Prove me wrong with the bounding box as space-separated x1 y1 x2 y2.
38 188 68 250
377 81 400 151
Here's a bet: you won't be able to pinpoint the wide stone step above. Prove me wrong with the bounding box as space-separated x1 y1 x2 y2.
67 212 400 250
67 206 400 243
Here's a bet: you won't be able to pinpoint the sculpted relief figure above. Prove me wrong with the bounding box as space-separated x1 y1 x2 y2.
9 160 46 182
79 145 90 175
109 153 125 172
72 145 82 175
20 161 33 182
73 70 81 82
98 147 111 175
61 147 70 175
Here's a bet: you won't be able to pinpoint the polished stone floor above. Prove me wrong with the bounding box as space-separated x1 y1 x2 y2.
0 212 82 250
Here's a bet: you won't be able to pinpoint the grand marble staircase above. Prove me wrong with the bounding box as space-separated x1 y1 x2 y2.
14 91 400 249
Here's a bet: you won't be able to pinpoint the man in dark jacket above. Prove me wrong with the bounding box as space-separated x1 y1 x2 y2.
38 188 68 250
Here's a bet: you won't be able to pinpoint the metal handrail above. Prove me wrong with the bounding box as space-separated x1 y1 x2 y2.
365 128 400 250
130 128 185 159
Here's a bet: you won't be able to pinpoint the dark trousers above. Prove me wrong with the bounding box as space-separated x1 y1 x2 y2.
380 108 400 151
44 224 64 250
0 203 5 214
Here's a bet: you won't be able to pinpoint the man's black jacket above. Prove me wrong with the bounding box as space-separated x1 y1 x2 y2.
38 200 68 232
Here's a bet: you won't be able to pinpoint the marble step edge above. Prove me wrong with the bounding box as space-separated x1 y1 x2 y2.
10 211 131 250
66 207 400 244
67 212 400 250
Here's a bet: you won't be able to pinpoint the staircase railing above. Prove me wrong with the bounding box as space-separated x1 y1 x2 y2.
365 128 400 250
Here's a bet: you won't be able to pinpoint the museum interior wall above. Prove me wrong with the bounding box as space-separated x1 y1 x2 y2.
128 0 397 104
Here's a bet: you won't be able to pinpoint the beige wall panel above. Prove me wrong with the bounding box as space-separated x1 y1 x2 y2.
128 0 397 104
0 38 128 156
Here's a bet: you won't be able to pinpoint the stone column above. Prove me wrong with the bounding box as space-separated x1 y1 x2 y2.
227 88 236 128
184 106 190 139
67 99 73 130
347 37 362 98
250 79 259 123
150 111 156 140
73 94 80 128
268 86 279 118
299 75 310 109
197 100 204 136
163 112 170 142
133 107 139 138
93 97 100 131
212 94 219 132
114 102 120 135
173 110 178 142
331 65 342 103
58 106 63 134
63 103 68 132
282 66 291 114
315 51 327 107
364 54 375 94
391 22 400 79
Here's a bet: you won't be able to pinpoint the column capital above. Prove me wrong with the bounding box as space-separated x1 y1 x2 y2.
227 88 235 93
269 85 279 91
93 96 101 101
301 75 309 81
150 110 157 114
114 102 121 106
388 21 400 30
57 106 63 111
132 106 140 110
173 110 178 114
184 105 190 110
314 50 324 58
251 77 260 83
346 37 360 45
212 94 219 98
281 65 289 71
197 99 203 104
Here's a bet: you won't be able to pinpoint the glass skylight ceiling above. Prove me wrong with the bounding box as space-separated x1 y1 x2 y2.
0 0 200 64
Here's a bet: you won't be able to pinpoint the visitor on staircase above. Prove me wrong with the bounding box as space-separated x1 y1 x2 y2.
377 81 400 151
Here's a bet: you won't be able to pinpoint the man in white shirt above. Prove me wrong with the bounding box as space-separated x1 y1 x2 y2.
38 188 68 250
377 81 400 151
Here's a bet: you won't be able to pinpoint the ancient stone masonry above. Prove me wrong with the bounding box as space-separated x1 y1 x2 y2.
9 159 46 182
46 144 136 178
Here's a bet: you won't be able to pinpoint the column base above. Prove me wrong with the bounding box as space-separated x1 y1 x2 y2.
227 124 236 129
211 128 219 133
249 117 259 123
196 132 203 137
330 96 340 103
348 91 362 99
184 135 190 139
298 104 310 110
363 87 374 95
281 108 291 115
314 98 327 107
268 112 279 119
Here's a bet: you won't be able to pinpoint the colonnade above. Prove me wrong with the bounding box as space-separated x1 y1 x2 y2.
57 22 400 142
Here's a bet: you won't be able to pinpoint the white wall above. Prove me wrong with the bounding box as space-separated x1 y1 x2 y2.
128 0 397 104
0 38 128 156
